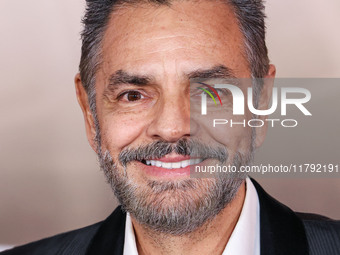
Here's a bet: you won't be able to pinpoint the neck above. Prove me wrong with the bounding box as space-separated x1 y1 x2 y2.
131 181 246 255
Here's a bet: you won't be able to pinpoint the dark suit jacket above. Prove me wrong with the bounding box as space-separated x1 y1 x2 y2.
2 179 339 255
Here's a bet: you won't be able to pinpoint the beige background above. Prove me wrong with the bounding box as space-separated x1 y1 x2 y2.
0 0 339 246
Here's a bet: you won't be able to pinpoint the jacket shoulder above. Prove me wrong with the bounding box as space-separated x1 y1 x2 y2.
0 221 102 255
297 212 340 255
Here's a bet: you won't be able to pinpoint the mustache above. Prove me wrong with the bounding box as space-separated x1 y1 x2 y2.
118 138 228 167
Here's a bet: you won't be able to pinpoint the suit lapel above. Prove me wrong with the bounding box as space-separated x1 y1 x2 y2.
86 206 126 255
252 179 309 255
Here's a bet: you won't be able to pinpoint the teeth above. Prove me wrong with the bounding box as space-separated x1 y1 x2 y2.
145 159 203 169
172 162 181 169
162 162 172 169
181 160 190 168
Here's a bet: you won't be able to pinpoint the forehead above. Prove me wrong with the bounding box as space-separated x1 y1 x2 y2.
100 0 248 79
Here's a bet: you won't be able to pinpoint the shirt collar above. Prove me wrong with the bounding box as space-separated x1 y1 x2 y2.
222 177 260 255
123 212 138 255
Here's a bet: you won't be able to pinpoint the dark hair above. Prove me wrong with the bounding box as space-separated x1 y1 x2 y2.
79 0 270 113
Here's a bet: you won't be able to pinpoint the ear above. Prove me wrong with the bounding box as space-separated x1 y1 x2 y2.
75 73 98 153
254 64 276 148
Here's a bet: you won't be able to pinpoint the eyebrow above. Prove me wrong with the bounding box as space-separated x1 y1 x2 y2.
108 70 153 88
106 64 235 90
187 65 236 79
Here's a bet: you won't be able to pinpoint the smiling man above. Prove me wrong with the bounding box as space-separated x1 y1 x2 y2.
76 1 268 253
2 0 339 255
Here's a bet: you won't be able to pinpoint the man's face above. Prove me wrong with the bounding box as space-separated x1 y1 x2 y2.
77 0 269 234
97 0 251 166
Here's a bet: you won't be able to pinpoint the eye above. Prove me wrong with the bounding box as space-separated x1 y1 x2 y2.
215 88 230 96
119 90 145 102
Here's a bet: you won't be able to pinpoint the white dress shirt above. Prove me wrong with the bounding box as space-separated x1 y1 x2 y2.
123 177 260 255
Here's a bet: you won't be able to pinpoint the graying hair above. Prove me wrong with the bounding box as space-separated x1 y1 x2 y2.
79 0 270 123
98 138 252 235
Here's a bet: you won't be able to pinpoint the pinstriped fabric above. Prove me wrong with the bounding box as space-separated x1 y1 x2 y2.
303 219 340 255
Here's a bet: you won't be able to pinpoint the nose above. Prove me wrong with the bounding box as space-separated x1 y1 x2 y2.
146 92 192 142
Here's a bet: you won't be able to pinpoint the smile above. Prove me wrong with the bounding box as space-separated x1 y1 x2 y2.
144 159 204 169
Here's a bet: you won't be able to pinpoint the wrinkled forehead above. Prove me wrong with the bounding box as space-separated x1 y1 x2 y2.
99 0 248 79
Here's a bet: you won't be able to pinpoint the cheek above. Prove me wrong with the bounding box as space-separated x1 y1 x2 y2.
213 125 252 154
192 110 253 155
100 114 148 153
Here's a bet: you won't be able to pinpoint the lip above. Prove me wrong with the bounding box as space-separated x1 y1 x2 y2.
137 161 191 177
136 155 205 178
148 154 192 163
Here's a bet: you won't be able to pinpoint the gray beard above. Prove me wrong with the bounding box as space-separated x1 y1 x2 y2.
98 138 253 236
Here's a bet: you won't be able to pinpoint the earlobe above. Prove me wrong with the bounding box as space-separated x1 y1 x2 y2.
254 64 276 148
74 73 98 152
266 64 276 79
